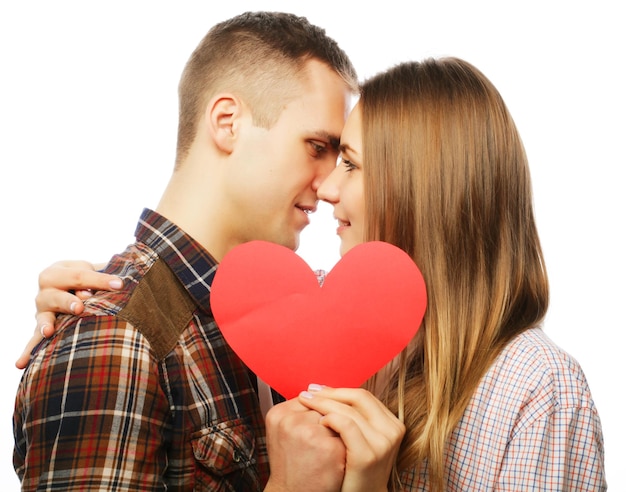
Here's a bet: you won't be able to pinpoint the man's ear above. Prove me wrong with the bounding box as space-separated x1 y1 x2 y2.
205 94 241 154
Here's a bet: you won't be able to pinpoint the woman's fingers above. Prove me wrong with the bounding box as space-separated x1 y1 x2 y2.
35 260 123 319
300 386 405 439
16 261 123 369
298 386 405 492
15 327 46 369
37 260 122 293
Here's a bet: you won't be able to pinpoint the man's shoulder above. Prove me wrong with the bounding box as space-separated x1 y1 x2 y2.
118 256 197 359
39 246 197 364
87 245 198 361
78 242 155 317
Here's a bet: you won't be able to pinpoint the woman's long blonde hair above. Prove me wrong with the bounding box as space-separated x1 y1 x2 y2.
361 58 549 491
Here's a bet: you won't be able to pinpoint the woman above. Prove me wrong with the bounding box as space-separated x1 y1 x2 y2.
20 58 607 491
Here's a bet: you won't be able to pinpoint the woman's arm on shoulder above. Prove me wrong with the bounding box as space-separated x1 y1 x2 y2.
15 260 122 368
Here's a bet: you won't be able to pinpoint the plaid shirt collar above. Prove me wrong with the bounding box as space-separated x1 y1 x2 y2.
134 208 218 316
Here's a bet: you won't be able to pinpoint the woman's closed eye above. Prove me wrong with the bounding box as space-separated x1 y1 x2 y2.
342 158 357 172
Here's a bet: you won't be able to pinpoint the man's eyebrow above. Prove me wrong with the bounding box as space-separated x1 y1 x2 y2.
328 136 340 151
313 131 340 151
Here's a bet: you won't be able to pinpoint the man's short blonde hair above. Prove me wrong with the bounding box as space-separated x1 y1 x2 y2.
176 11 358 167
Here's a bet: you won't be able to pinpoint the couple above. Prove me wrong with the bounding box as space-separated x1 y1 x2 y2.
14 11 606 492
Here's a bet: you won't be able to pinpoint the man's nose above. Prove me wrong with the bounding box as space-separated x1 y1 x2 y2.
316 168 340 203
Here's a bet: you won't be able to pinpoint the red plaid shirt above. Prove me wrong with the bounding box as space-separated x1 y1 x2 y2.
14 209 269 491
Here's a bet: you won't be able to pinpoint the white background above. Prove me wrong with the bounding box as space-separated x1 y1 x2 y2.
1 1 623 488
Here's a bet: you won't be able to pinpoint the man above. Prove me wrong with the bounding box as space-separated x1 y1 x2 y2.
14 11 357 491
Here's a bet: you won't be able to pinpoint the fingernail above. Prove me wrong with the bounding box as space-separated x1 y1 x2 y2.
300 391 314 399
109 278 123 289
40 325 49 338
308 383 324 392
70 302 78 314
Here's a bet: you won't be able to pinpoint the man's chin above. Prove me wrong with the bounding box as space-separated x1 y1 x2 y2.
272 233 300 252
289 237 300 252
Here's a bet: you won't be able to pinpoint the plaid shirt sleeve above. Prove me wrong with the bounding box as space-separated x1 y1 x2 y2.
14 314 172 491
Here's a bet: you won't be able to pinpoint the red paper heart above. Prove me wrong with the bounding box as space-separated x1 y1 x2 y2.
211 241 427 399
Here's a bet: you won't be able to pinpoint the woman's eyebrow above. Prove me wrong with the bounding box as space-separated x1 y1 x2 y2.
338 143 352 154
339 142 359 159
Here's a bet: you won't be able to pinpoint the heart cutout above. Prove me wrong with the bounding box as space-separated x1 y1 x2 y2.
211 240 427 399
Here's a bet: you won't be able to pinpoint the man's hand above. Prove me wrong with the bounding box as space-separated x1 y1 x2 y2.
15 260 122 369
264 398 346 492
